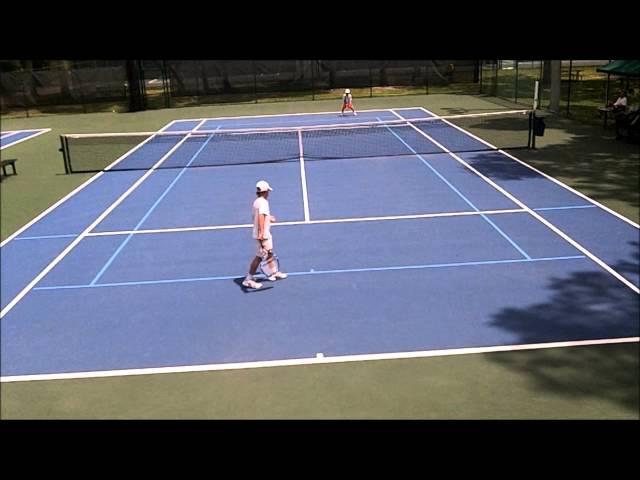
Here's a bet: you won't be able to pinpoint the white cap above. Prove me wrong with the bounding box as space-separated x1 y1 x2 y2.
256 180 273 192
345 88 351 94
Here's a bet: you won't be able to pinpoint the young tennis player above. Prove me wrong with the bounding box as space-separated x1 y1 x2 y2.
242 180 288 289
341 88 357 115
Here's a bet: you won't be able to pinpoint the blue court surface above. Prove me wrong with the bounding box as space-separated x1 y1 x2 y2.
0 129 51 150
1 108 638 381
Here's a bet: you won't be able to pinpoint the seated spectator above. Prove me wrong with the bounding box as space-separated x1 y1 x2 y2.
615 105 640 141
607 89 628 113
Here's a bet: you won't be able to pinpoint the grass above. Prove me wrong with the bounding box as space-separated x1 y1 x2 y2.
3 343 637 419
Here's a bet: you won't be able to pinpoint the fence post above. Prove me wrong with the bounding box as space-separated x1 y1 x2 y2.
162 60 171 109
75 70 88 114
514 60 519 103
425 61 429 95
369 62 373 97
566 59 573 116
311 60 315 100
23 78 30 118
126 60 146 112
426 61 430 95
253 60 258 104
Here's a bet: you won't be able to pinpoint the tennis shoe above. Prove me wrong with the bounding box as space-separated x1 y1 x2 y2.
267 272 288 281
242 278 263 289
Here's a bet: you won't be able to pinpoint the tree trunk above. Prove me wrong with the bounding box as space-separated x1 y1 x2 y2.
549 60 562 113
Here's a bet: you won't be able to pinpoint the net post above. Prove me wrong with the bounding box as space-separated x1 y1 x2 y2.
532 79 540 150
59 135 70 174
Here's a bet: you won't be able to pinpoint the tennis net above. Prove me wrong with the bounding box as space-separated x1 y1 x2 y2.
61 110 533 173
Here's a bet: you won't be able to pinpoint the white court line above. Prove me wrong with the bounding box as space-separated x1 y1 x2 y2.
17 207 590 240
499 148 639 229
0 128 51 150
0 128 173 248
395 109 640 294
161 108 403 124
1 122 180 248
3 128 51 133
392 107 434 112
85 208 526 237
298 130 311 222
65 112 534 144
65 120 410 138
420 107 639 229
2 337 637 383
380 114 531 260
168 108 528 125
160 119 180 130
389 109 407 120
215 110 531 134
0 121 208 320
392 108 530 122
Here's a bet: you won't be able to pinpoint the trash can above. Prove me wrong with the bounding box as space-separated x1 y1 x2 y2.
534 116 546 136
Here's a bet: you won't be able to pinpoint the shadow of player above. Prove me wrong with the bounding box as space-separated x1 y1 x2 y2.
233 277 274 293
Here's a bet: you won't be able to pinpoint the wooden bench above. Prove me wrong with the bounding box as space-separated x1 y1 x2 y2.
0 158 18 181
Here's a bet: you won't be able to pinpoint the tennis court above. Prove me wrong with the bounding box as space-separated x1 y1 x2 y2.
1 129 51 150
1 107 638 382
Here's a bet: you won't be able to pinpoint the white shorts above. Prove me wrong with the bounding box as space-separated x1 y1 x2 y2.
255 237 273 258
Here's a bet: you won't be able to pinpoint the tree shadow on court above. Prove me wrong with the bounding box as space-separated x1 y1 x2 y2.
438 102 640 211
487 241 640 413
459 150 543 182
512 116 640 210
232 277 274 294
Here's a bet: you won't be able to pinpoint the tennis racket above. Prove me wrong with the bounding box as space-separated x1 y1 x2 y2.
259 251 280 278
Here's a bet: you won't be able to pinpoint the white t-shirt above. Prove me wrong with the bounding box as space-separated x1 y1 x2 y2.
614 96 628 108
252 196 271 240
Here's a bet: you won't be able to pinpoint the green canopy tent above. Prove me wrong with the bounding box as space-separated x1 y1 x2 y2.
596 60 640 103
597 60 640 77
